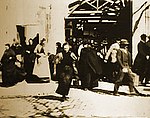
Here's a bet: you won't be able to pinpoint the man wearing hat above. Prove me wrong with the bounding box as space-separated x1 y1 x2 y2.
113 39 136 96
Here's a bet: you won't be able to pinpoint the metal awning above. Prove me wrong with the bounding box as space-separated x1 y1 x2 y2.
66 0 125 21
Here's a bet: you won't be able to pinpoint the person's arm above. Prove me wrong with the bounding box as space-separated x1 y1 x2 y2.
53 52 63 75
138 43 147 56
34 45 39 54
128 51 132 67
117 49 124 69
34 45 44 57
70 52 77 60
105 45 113 61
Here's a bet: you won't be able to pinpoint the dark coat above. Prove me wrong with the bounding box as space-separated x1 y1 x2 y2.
79 48 102 76
1 48 26 86
79 47 102 89
133 41 148 75
143 41 150 80
24 44 36 75
117 49 132 69
56 51 74 96
1 48 16 84
114 49 134 93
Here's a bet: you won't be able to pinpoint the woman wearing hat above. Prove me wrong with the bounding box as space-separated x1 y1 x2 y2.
113 39 136 96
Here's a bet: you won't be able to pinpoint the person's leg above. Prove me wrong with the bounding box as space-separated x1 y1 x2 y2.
112 63 119 83
113 71 125 95
82 72 91 90
144 77 149 86
139 74 145 84
128 72 136 94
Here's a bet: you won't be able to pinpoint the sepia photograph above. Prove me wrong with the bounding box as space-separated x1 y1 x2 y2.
0 0 150 117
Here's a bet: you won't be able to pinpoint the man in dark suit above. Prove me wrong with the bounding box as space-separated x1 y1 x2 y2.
113 39 136 96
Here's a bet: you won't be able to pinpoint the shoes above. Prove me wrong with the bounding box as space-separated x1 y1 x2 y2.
129 91 138 96
113 93 120 96
83 88 88 91
61 96 69 102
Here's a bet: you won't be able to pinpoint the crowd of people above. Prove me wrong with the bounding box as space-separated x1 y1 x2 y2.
0 34 150 100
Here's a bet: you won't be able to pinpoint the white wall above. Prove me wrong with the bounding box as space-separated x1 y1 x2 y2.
0 0 52 58
0 0 18 58
132 0 150 60
50 0 68 54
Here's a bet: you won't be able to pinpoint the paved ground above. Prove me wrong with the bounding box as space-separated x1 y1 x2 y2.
0 74 150 117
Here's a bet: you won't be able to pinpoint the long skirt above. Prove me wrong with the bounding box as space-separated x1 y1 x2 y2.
56 65 73 96
2 64 26 86
33 56 51 79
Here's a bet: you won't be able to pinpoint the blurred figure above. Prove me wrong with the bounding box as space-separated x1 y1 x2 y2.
143 35 150 86
79 41 102 90
104 39 120 82
33 38 51 82
78 41 84 58
11 38 23 55
51 42 62 81
11 38 24 68
133 34 149 85
24 38 36 76
113 39 136 96
1 44 16 86
56 42 62 54
48 54 55 81
1 44 26 86
54 43 77 101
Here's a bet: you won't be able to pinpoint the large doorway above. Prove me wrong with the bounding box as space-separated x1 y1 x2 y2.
65 0 132 52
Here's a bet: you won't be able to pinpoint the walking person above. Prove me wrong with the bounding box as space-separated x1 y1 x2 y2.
143 36 150 86
52 42 62 81
113 39 136 96
79 41 102 90
133 34 149 85
54 43 77 101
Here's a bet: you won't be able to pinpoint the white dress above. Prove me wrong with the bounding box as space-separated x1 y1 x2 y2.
105 43 120 63
33 44 51 79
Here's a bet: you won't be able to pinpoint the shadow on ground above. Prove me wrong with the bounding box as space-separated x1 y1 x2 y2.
91 87 150 97
33 95 63 102
71 84 150 97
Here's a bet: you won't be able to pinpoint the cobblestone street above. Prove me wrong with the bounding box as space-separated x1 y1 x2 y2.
0 79 150 117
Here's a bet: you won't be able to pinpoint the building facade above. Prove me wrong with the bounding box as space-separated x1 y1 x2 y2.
0 0 150 61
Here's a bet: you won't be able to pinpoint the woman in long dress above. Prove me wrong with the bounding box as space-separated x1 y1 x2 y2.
54 43 77 101
33 38 51 82
24 38 36 76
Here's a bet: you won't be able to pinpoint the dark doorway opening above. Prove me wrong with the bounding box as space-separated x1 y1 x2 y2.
16 25 26 47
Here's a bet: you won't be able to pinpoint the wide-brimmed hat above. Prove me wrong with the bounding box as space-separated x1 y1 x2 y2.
120 39 129 45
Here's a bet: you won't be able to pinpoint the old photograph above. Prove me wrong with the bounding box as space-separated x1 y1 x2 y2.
0 0 150 117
